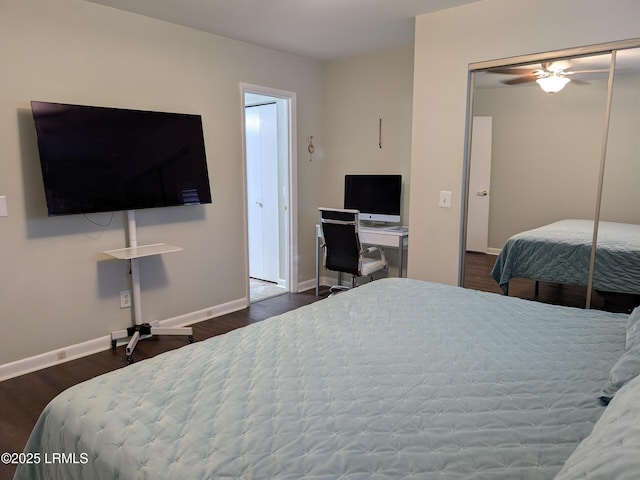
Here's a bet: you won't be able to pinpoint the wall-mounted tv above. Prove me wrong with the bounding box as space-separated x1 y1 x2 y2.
344 174 402 223
31 101 212 216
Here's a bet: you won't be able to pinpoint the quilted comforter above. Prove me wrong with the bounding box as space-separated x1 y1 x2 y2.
491 219 640 295
14 278 628 479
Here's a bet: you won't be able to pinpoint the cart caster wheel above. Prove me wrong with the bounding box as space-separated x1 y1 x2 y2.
111 339 117 350
126 355 134 365
188 335 195 344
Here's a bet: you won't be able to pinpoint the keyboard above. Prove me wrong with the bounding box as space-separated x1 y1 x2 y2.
383 225 408 233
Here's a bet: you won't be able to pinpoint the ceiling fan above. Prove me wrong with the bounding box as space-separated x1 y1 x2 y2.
488 61 608 93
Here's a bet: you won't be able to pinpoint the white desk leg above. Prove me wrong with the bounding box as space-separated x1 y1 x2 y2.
398 237 405 277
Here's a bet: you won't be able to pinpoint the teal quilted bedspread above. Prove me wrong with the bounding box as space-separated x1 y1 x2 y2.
14 279 628 479
491 219 640 295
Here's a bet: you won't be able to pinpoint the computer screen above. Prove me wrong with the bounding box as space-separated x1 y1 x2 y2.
344 174 402 223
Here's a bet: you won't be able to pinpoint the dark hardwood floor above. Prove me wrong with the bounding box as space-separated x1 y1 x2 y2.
0 288 327 480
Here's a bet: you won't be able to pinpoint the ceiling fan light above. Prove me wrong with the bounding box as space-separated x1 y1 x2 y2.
536 75 571 93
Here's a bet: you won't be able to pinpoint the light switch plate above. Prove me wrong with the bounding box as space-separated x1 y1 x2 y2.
439 191 452 208
0 196 7 217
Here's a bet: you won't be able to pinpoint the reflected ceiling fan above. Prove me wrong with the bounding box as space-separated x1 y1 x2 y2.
488 61 608 93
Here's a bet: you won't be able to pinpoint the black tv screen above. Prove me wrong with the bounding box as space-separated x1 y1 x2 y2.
31 101 212 216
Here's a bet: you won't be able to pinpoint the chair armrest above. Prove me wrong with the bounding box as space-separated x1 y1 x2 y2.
363 246 387 265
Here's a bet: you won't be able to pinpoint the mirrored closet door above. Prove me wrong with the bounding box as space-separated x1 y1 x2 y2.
591 47 640 311
461 39 640 312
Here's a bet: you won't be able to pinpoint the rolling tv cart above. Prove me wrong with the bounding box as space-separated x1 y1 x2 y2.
103 211 194 364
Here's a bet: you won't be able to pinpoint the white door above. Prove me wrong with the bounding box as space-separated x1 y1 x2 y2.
466 116 492 253
245 103 279 282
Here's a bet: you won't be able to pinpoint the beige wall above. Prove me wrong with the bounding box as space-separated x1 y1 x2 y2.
408 0 640 284
321 46 414 276
0 0 325 366
321 45 414 218
474 73 640 249
602 72 640 223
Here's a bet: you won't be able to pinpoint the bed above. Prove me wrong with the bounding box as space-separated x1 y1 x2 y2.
13 278 640 479
490 219 640 296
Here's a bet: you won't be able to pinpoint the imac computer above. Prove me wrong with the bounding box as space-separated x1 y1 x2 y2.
344 174 402 224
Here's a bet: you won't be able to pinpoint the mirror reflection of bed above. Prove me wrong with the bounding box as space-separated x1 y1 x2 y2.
464 250 639 313
462 45 640 313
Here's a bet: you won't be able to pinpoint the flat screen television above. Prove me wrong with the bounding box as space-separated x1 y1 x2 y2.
344 174 402 223
31 101 212 216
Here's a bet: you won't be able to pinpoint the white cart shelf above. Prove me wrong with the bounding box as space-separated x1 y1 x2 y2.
102 243 183 260
104 213 193 364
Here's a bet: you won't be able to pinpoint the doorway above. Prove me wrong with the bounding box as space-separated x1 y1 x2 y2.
241 84 298 302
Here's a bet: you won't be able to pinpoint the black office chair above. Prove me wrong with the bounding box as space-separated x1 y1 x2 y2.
319 207 388 295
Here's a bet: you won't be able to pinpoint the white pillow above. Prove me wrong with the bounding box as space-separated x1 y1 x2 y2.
556 373 640 479
598 306 640 404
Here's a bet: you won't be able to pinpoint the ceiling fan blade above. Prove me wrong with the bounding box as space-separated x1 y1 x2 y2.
566 68 610 74
488 67 539 75
501 76 537 85
570 79 590 85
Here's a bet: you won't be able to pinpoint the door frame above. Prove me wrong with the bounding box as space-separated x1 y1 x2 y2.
240 83 299 295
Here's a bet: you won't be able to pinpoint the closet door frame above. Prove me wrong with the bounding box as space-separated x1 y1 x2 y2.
461 38 640 308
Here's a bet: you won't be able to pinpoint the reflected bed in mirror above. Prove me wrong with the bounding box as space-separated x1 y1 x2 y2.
464 252 638 313
489 220 640 313
462 40 640 312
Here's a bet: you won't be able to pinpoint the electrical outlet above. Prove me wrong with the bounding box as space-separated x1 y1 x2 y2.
120 290 132 309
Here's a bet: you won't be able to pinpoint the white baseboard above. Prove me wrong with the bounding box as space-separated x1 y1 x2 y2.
297 276 333 293
297 278 316 292
0 336 111 383
0 297 248 382
159 298 248 328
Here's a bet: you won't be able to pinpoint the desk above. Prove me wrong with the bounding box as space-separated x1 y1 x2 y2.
316 224 409 295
